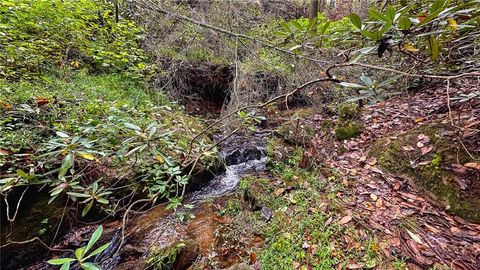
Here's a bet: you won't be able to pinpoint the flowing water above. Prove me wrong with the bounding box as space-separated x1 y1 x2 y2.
107 130 271 269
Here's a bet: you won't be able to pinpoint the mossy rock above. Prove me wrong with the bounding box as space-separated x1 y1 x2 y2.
337 103 361 121
369 123 480 222
335 120 364 140
276 119 315 145
240 176 272 210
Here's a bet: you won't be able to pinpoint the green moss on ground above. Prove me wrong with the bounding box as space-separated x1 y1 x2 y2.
335 120 364 140
219 138 400 270
369 123 480 222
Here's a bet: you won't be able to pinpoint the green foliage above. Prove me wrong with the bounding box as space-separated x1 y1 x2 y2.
341 74 404 104
48 225 110 270
0 71 218 216
0 0 148 80
272 13 356 52
348 0 480 69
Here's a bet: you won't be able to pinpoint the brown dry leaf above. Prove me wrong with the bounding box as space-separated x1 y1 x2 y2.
464 162 480 171
0 148 10 155
418 160 430 166
0 100 12 110
402 145 415 152
370 193 378 201
249 252 257 264
274 188 285 197
36 96 49 107
376 198 383 208
350 169 358 176
367 157 377 166
420 146 433 155
292 261 300 269
406 229 423 244
339 215 352 225
450 226 461 234
393 182 401 190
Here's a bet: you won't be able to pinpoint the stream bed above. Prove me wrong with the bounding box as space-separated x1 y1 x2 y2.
103 130 271 269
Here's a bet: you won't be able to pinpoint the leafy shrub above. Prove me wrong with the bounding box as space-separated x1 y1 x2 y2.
348 0 480 71
0 71 219 216
0 0 147 80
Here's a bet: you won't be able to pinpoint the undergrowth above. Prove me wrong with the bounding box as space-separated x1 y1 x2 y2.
0 70 220 218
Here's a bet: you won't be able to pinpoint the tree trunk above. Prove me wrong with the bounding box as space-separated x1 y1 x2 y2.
309 0 319 20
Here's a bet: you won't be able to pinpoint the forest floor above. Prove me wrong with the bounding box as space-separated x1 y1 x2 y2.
194 79 480 270
314 79 480 270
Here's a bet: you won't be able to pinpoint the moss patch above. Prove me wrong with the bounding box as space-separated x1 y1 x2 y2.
369 123 480 222
335 120 364 140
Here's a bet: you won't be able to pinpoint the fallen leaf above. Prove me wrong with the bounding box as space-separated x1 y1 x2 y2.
274 188 285 197
448 18 458 30
450 226 461 234
339 215 352 225
292 261 300 269
370 193 378 201
0 100 12 110
393 182 401 190
420 146 433 155
36 96 49 107
347 262 365 269
416 141 424 148
402 145 415 151
367 157 377 166
79 152 95 161
464 162 480 171
418 160 430 166
376 198 383 208
406 229 423 244
350 169 357 176
0 148 10 155
403 44 419 52
250 252 257 263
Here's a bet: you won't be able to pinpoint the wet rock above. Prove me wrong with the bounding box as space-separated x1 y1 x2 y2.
261 205 273 221
224 147 264 166
173 239 199 270
146 239 199 270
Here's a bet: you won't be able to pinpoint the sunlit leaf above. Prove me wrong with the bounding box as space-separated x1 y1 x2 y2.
399 17 411 30
85 225 103 255
80 262 102 270
124 122 141 131
78 152 95 161
369 8 388 21
82 201 94 217
59 153 74 178
340 82 366 88
428 36 440 61
385 5 396 22
47 258 76 265
403 44 419 52
349 13 362 29
448 18 458 30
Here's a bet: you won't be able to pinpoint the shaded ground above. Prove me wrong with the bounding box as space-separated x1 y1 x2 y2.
305 79 480 269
